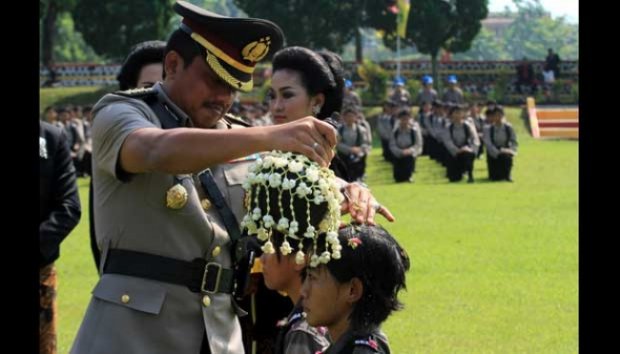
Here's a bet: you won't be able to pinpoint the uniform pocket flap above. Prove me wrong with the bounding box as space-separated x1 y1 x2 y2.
92 274 167 315
223 165 250 185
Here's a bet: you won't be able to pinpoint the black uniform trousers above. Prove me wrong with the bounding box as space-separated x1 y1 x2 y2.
393 155 416 182
487 153 513 180
447 151 476 182
381 139 395 162
338 153 366 182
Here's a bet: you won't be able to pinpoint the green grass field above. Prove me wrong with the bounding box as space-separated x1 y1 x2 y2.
53 107 577 353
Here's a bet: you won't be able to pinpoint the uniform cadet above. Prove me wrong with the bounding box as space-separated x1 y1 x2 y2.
422 100 442 160
389 107 423 183
69 2 342 354
442 75 464 104
240 151 340 354
337 107 371 182
416 100 433 156
40 120 81 354
343 79 362 110
389 76 411 106
483 105 518 182
302 225 410 354
441 104 480 183
467 102 486 159
357 111 373 151
430 100 450 166
415 75 438 106
376 100 397 162
42 106 62 128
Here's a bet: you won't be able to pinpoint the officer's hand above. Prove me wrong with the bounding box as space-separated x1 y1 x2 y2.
340 182 395 225
270 117 336 168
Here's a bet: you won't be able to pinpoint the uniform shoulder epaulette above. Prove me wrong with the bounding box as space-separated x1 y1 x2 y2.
114 86 157 99
224 113 251 127
352 335 380 353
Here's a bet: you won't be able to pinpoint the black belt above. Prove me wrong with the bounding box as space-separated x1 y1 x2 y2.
103 249 235 294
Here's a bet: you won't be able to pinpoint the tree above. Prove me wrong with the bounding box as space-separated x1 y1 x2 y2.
53 13 102 63
40 0 77 68
502 0 578 60
383 0 488 93
452 27 509 61
233 0 358 53
233 0 396 62
73 0 175 61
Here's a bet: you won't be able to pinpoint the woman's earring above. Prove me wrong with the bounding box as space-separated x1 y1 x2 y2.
312 105 322 115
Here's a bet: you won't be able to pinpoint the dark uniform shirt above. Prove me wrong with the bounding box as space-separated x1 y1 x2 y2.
320 328 390 354
275 302 330 354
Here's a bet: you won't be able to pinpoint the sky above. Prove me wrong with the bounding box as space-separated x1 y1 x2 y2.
488 0 578 23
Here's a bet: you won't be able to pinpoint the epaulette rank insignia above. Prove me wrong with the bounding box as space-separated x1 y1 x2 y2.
228 153 260 164
354 336 379 351
115 86 156 99
224 113 251 127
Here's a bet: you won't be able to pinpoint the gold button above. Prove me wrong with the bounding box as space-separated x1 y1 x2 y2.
121 294 130 304
212 246 221 257
202 295 211 307
201 198 212 211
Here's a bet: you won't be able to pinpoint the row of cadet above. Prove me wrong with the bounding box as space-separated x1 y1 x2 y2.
376 99 518 183
41 104 94 178
343 74 468 108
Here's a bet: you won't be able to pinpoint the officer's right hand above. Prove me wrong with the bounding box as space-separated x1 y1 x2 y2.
268 116 337 168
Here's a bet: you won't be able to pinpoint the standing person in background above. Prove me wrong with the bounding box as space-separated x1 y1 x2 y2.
442 75 464 104
544 48 561 79
416 75 437 106
342 79 362 110
389 76 411 106
515 57 537 94
40 120 81 354
42 106 62 129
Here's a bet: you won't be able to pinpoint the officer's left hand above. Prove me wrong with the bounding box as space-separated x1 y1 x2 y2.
340 182 395 225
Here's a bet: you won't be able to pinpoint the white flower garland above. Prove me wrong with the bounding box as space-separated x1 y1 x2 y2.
240 151 344 267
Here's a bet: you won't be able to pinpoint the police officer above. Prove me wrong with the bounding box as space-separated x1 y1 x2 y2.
389 107 423 182
389 76 411 105
40 120 81 354
70 2 338 354
343 79 362 110
467 101 486 159
441 103 480 183
88 40 167 271
416 100 433 156
337 107 371 182
483 105 518 182
416 75 438 106
376 100 397 162
442 75 464 104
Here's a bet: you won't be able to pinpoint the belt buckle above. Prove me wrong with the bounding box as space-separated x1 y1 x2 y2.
201 262 222 294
